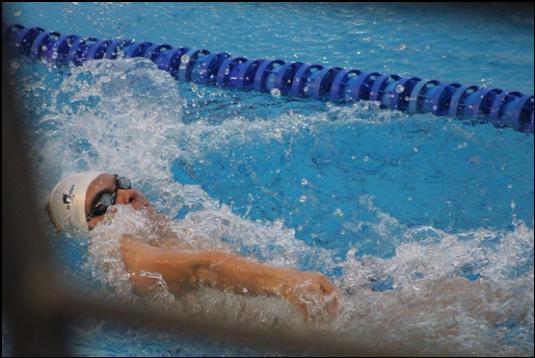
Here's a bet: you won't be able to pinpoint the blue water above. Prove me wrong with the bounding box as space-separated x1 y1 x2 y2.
3 2 534 357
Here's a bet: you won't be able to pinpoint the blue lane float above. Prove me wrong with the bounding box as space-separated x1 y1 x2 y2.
3 23 534 134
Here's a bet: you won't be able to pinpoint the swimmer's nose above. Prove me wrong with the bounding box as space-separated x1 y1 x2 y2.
115 189 150 209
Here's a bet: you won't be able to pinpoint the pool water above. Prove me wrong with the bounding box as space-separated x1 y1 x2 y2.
3 2 534 357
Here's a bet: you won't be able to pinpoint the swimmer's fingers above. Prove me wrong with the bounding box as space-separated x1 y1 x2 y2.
315 273 337 295
291 272 340 322
313 273 340 318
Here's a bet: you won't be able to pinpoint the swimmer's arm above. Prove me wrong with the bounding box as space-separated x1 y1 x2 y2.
193 251 339 320
119 236 339 319
119 235 297 296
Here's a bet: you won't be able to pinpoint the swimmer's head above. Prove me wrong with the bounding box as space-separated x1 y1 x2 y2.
47 172 150 233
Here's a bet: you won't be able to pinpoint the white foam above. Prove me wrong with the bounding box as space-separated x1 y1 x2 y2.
334 196 534 356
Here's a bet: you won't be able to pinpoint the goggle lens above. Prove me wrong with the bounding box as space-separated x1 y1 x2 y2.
90 192 116 217
87 175 131 221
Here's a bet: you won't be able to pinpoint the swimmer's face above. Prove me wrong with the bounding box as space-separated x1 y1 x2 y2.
85 173 150 230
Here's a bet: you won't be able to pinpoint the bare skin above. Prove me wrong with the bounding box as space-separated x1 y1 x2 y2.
84 173 339 321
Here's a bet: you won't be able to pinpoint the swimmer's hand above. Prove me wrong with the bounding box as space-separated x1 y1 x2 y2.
281 271 340 322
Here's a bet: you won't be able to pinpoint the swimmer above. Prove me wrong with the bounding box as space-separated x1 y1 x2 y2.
47 172 339 321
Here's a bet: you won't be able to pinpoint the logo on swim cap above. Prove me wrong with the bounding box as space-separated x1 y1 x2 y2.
63 184 77 208
63 194 73 204
48 172 104 233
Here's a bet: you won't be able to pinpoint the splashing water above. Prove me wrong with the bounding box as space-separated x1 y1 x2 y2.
8 57 534 356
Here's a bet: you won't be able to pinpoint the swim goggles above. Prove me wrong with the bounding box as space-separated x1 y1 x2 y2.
86 175 132 221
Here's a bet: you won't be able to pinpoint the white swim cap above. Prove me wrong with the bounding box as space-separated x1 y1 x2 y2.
47 171 105 232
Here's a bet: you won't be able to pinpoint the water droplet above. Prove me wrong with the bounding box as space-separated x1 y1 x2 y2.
301 178 308 186
510 201 516 210
272 128 282 139
271 88 281 97
363 155 369 162
395 84 405 94
413 146 419 152
507 184 513 189
333 208 344 217
299 195 307 203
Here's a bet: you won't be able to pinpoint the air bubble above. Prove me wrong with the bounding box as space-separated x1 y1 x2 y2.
271 88 281 97
395 84 405 94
